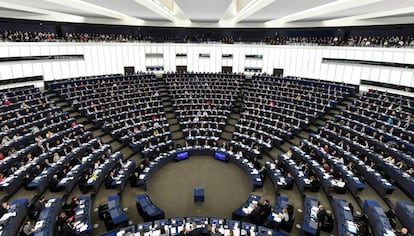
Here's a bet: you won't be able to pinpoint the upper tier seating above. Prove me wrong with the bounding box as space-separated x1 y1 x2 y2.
50 74 172 159
323 89 414 196
232 76 355 158
165 73 243 147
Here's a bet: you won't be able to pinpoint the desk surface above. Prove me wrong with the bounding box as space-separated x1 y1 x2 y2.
302 197 319 235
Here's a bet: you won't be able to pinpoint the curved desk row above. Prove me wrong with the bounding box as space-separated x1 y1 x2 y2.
394 201 414 236
137 146 263 191
74 196 92 235
101 216 288 236
265 161 288 192
99 195 129 231
320 124 396 196
277 153 311 194
107 159 136 192
363 200 395 236
309 133 366 195
136 194 165 222
332 199 357 236
0 198 29 236
232 194 261 221
34 197 62 236
265 196 289 230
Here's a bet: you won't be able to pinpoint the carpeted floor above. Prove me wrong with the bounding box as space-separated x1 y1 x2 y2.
146 155 254 218
91 155 278 235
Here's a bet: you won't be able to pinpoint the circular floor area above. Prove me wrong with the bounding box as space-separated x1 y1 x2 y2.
147 155 252 218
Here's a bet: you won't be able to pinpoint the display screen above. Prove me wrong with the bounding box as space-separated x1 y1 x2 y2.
176 152 189 161
215 152 226 161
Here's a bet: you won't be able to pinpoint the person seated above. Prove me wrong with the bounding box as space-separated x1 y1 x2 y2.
317 205 327 223
105 171 115 189
334 177 347 194
57 212 67 232
78 174 90 194
249 200 271 224
34 198 46 215
130 171 142 187
64 197 80 220
356 218 368 236
49 175 60 192
22 220 35 236
310 176 320 192
258 166 266 180
0 202 9 217
136 163 146 174
249 203 262 224
407 167 414 177
61 218 75 236
284 172 294 190
281 208 289 223
259 200 272 222
396 227 411 236
252 157 262 170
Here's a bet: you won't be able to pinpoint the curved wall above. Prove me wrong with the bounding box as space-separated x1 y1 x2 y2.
0 42 413 87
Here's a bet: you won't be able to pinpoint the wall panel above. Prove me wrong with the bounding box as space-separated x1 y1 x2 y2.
0 43 412 88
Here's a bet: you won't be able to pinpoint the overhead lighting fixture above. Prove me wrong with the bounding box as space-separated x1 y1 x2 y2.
220 0 274 25
265 0 383 26
44 0 144 22
134 0 175 21
238 0 259 16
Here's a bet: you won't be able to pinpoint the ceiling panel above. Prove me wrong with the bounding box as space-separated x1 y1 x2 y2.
1 0 106 18
0 9 44 18
241 0 335 22
175 0 231 22
83 0 167 21
1 0 414 28
303 0 414 21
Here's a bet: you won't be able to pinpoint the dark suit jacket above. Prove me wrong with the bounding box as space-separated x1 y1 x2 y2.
317 209 326 223
0 206 8 218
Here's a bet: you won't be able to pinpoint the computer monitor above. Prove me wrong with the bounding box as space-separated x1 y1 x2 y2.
176 152 189 161
215 152 227 161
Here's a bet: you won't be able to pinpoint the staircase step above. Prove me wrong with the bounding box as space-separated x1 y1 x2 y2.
224 125 236 133
69 112 81 118
166 113 176 119
63 107 75 112
84 123 96 131
76 117 88 124
230 114 240 120
220 131 233 140
101 134 113 143
109 141 124 152
171 132 184 140
120 147 134 159
162 101 172 106
169 124 181 132
93 130 105 138
307 125 319 133
227 119 237 125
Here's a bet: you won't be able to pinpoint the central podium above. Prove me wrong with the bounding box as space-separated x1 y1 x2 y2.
194 187 205 203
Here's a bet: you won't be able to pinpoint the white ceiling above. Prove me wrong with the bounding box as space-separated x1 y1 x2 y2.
0 0 413 28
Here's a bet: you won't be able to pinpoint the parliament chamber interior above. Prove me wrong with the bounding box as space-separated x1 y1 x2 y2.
1 1 414 236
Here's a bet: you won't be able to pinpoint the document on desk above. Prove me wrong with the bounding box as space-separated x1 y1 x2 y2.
76 209 84 216
346 221 357 234
310 206 318 219
309 219 318 229
242 206 253 214
151 230 161 236
0 212 15 222
34 220 45 231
